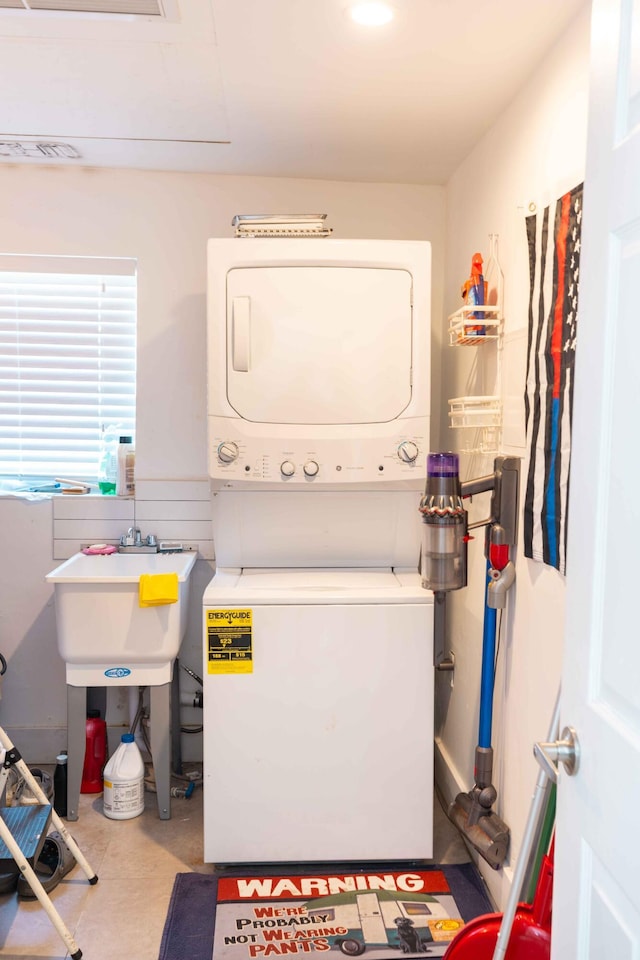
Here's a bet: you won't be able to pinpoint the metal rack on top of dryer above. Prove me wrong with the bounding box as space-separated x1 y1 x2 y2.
447 233 504 456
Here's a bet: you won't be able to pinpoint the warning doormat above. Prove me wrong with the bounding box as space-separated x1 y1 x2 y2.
158 865 493 960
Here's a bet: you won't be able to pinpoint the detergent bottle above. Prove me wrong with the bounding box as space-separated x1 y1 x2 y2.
462 252 488 336
116 436 135 497
103 733 145 820
81 709 107 794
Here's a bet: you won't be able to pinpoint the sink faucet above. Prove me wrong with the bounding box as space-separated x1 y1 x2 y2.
122 526 141 546
119 527 158 552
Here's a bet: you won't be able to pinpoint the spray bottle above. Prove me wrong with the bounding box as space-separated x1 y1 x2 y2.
462 252 488 336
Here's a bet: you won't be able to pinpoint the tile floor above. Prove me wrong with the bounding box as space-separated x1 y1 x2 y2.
0 771 471 960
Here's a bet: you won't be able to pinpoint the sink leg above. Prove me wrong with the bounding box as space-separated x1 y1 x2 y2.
66 685 86 821
150 683 171 820
171 658 183 776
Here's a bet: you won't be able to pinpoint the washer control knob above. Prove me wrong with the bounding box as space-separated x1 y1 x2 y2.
398 440 419 463
280 460 296 477
303 460 320 478
218 441 239 464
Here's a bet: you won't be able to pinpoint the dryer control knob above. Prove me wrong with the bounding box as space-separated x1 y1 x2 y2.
398 441 419 463
303 460 320 478
280 460 296 477
218 441 239 464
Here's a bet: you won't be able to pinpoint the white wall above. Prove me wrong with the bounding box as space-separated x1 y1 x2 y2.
437 3 591 907
0 169 445 760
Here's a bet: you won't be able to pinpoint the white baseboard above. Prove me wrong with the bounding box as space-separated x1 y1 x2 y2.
434 734 514 911
434 734 469 806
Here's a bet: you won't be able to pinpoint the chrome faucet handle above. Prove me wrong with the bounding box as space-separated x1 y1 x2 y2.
146 534 157 547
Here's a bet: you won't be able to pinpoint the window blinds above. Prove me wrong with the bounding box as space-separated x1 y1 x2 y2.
0 257 136 480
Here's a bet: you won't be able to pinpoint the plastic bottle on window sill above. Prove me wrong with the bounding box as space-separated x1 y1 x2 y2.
98 424 119 495
116 436 135 497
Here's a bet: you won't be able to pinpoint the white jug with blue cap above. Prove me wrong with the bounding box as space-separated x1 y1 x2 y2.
103 733 144 820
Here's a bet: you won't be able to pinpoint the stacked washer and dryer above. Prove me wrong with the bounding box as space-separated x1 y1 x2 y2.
202 237 434 864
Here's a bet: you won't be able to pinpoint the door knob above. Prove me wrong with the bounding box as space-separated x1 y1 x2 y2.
534 726 580 780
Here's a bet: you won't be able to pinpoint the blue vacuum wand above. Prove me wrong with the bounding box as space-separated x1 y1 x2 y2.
420 453 520 869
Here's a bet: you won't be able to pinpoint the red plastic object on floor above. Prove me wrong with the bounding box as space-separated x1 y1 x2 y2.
81 710 107 793
443 843 554 960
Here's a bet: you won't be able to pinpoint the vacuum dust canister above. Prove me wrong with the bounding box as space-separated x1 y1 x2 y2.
419 452 468 592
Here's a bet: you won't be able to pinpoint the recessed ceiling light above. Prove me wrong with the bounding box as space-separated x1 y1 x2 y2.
350 2 394 27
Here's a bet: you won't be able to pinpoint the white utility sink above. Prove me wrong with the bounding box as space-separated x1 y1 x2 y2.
46 550 197 686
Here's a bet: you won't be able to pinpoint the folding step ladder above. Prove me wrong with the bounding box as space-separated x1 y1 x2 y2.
0 726 98 960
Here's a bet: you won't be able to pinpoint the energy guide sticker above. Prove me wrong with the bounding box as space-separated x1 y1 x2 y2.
207 609 253 674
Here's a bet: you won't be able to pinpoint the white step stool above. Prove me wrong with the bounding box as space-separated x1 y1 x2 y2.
0 726 98 959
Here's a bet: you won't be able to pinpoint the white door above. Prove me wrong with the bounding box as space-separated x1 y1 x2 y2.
553 0 640 954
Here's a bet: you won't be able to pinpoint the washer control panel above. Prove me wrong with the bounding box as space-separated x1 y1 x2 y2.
209 418 429 487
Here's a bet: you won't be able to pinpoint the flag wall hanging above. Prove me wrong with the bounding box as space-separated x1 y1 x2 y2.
524 183 583 575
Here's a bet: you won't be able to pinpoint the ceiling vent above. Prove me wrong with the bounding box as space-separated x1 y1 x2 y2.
0 1 164 15
0 141 82 158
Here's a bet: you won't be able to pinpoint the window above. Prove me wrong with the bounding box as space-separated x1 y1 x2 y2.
0 255 136 482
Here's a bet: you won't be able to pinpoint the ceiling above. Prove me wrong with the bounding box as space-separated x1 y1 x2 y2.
0 0 586 184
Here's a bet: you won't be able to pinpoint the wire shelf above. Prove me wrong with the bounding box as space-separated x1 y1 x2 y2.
448 396 502 429
448 305 502 346
459 426 502 456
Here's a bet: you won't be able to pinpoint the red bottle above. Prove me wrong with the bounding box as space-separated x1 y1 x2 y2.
81 710 107 793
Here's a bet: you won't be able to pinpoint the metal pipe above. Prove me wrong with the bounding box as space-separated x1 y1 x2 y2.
461 473 496 498
434 590 446 668
467 516 494 530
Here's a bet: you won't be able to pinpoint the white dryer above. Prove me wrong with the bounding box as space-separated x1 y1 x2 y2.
203 238 434 863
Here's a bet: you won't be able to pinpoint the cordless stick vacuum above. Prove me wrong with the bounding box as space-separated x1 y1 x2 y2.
419 453 520 870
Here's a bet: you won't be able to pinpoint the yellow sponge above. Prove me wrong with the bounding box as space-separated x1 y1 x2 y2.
139 573 179 607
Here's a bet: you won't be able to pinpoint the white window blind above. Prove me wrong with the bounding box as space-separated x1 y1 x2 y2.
0 256 137 481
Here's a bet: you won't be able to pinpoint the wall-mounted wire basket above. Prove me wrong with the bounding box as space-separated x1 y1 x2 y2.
448 395 502 429
458 426 502 456
448 305 502 346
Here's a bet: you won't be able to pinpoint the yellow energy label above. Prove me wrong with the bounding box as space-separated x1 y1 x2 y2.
206 608 253 674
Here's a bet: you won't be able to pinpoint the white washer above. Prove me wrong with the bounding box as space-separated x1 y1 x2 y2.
202 568 433 863
204 238 433 863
